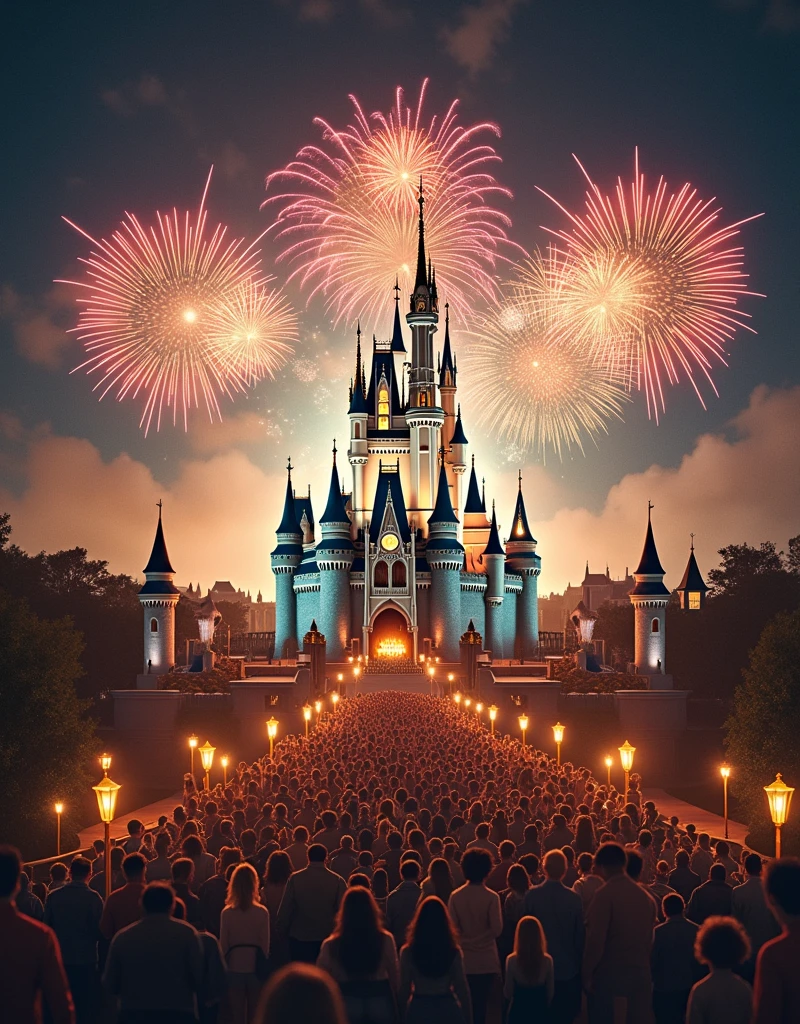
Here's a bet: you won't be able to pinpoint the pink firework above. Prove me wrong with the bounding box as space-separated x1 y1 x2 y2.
538 150 763 419
59 170 278 434
263 79 517 330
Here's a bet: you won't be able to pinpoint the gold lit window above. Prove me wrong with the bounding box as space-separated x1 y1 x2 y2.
689 592 701 610
378 385 389 430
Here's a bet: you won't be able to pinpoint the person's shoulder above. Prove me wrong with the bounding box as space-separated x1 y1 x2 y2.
9 907 53 942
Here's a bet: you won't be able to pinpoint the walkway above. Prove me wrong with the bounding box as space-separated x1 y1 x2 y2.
644 787 754 850
77 793 182 849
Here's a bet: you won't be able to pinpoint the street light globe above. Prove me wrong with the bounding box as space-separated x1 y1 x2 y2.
220 755 229 769
518 714 529 732
604 755 613 769
337 673 344 683
93 775 121 824
331 691 340 707
488 705 498 722
188 735 199 750
618 741 636 773
720 764 731 779
765 773 794 827
428 666 435 678
464 698 472 709
552 722 565 745
314 700 322 715
199 741 216 773
99 752 112 774
353 665 361 678
303 704 312 722
267 717 278 740
448 673 454 683
54 802 63 815
454 691 462 705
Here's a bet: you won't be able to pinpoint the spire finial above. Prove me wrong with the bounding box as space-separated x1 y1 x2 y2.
332 439 337 463
471 453 475 468
156 498 163 519
356 320 361 339
492 499 496 512
690 532 695 551
287 457 293 477
518 469 522 491
394 277 400 303
438 444 447 466
415 178 427 290
648 500 654 521
445 301 449 322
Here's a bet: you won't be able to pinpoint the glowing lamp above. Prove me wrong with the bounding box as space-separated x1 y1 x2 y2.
199 741 216 774
720 764 731 838
720 764 730 779
428 666 435 678
765 773 794 828
54 801 63 815
267 718 278 740
99 752 112 775
618 741 636 774
220 755 229 786
337 673 344 682
454 691 462 705
93 775 121 824
314 699 322 715
303 704 312 722
552 722 565 745
189 735 199 750
488 705 498 721
604 755 613 769
476 702 483 714
448 673 454 682
331 691 340 709
518 714 529 746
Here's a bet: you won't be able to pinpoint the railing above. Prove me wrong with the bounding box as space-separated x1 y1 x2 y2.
229 631 276 659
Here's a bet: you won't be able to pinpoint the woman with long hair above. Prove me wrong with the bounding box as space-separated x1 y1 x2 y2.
399 896 472 1024
371 868 389 916
256 964 347 1024
503 916 553 1023
421 858 454 905
316 886 399 1024
260 851 292 969
220 863 271 1024
499 865 530 970
572 815 596 856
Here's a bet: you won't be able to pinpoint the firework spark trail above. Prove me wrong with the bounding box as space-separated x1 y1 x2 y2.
60 169 296 434
537 150 763 419
263 79 517 329
460 251 630 461
208 278 296 385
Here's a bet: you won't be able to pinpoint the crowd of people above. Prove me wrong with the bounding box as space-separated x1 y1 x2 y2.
2 690 799 1024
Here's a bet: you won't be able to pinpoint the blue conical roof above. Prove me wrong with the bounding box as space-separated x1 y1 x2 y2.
464 457 483 514
428 462 459 526
349 324 368 413
482 503 505 556
635 508 666 576
390 287 406 352
509 473 535 542
277 461 301 535
320 444 349 524
439 305 456 387
677 545 708 594
143 505 175 574
450 404 468 445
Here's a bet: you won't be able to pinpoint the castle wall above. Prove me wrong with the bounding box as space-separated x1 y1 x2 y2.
430 570 462 660
274 574 298 658
349 581 363 647
140 600 176 673
319 572 350 660
295 588 319 648
461 589 486 638
503 590 518 659
634 600 667 673
416 583 430 644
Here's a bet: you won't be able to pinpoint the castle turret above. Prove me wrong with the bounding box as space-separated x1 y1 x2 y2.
271 460 303 659
316 442 355 660
629 504 670 674
426 459 464 660
347 324 369 529
138 501 179 676
439 305 457 447
449 404 468 539
482 501 506 659
676 535 709 611
505 472 541 659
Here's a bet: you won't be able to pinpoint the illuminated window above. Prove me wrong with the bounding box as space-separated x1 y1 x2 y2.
392 561 407 588
354 423 361 439
150 618 158 633
419 392 428 407
378 385 390 430
689 592 701 610
374 560 389 587
651 618 660 633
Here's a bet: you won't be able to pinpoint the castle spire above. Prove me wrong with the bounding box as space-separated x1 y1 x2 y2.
276 458 301 535
464 455 483 514
439 302 456 387
510 472 535 542
414 178 427 290
450 403 468 445
390 284 406 352
143 500 175 575
482 500 505 556
428 458 459 526
320 441 349 524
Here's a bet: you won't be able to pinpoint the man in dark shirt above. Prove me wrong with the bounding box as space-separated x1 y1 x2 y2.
172 857 202 927
651 893 703 1024
686 863 733 924
668 850 702 904
100 853 147 942
44 856 103 1024
198 848 241 936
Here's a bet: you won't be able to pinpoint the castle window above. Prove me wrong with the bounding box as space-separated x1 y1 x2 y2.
354 422 361 439
374 560 389 587
377 385 390 431
689 592 701 610
419 392 428 407
391 561 407 588
150 618 158 633
651 618 660 633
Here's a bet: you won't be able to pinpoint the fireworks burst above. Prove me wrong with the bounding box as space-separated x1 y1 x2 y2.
461 252 630 461
538 150 762 419
263 79 515 329
59 169 295 434
208 278 296 385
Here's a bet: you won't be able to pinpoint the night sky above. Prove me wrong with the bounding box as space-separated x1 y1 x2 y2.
2 0 799 599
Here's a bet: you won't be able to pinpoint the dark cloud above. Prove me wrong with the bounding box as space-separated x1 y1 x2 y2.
441 0 530 75
0 284 73 371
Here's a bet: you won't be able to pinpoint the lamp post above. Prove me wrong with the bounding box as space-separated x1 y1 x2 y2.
488 705 498 735
199 741 216 791
220 755 229 787
331 691 340 712
99 752 112 776
720 764 731 840
447 672 454 696
604 756 613 789
518 714 528 747
475 701 483 720
188 735 198 777
353 665 361 690
764 773 794 858
303 704 312 739
552 723 565 768
54 803 63 856
619 741 636 798
314 699 322 725
93 774 121 899
267 717 278 759
454 691 462 708
465 697 472 711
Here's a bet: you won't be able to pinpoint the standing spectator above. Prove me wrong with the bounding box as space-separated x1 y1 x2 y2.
634 830 657 885
0 845 74 1024
522 849 584 1024
89 846 124 897
712 840 738 880
199 848 242 938
44 856 103 1024
371 868 389 917
100 853 147 942
329 835 359 880
285 826 310 871
385 859 422 949
583 842 656 1024
122 819 145 854
399 896 471 1024
690 834 714 882
420 858 455 905
380 831 405 891
220 863 270 1024
752 857 800 1024
499 864 530 966
686 864 733 925
504 915 554 1024
651 893 701 1024
573 853 603 917
183 835 217 892
172 858 202 928
256 963 347 1024
103 882 204 1023
16 872 45 921
731 853 780 982
317 887 399 1024
686 916 752 1024
260 851 292 968
449 848 502 1024
48 862 68 893
668 850 702 905
145 832 173 881
276 844 346 964
543 815 573 853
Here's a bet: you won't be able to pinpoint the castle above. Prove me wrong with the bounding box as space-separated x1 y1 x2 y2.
270 185 541 665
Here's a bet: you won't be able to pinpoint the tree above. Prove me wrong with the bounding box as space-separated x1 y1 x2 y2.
707 541 786 597
725 610 800 855
592 601 634 667
0 590 96 858
786 535 800 577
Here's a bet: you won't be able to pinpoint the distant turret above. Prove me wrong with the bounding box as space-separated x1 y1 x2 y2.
316 443 355 660
676 535 709 611
271 460 303 659
629 503 670 674
505 472 541 658
482 501 506 659
426 459 464 660
138 501 179 677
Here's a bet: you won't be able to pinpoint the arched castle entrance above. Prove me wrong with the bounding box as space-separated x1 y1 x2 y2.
369 605 412 661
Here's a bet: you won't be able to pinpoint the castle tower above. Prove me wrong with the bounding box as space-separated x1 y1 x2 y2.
426 459 464 661
482 501 506 660
439 305 457 447
138 501 179 676
462 455 491 571
347 324 369 530
449 405 468 540
405 180 444 516
505 472 541 659
676 535 709 610
629 504 670 674
271 460 303 659
316 442 355 660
